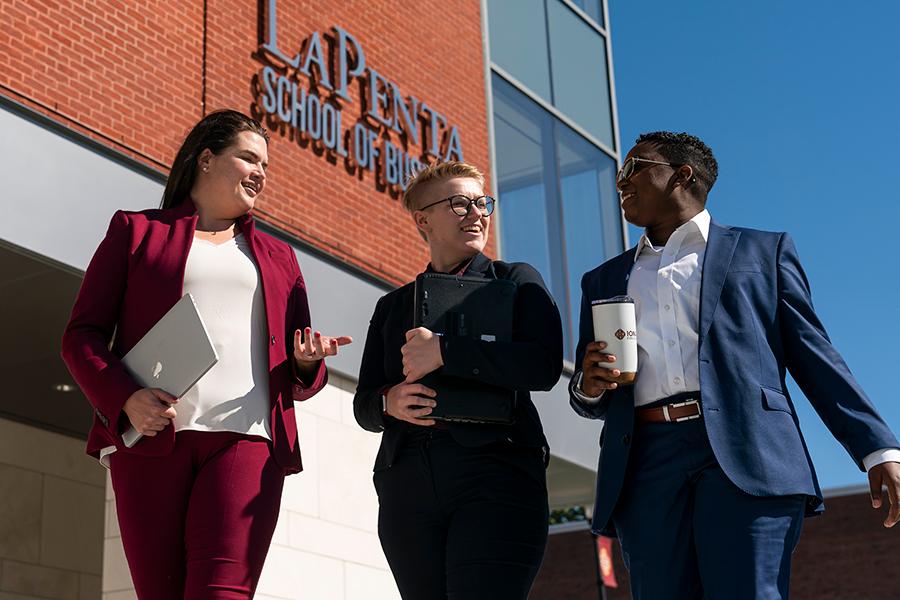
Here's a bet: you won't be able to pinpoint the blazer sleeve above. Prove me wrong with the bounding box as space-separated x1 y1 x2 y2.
285 260 328 401
353 295 389 432
439 263 563 392
569 270 611 419
776 233 899 469
60 210 142 432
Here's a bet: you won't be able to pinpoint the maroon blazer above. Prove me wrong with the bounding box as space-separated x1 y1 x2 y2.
61 199 327 474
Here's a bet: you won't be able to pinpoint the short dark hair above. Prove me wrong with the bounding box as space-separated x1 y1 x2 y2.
161 110 269 209
635 131 718 193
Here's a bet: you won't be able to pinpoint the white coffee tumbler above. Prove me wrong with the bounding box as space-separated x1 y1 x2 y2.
590 296 638 384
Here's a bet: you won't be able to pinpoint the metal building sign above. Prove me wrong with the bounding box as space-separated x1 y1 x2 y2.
254 0 465 192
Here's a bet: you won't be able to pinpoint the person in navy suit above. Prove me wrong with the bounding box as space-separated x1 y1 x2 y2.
570 131 900 599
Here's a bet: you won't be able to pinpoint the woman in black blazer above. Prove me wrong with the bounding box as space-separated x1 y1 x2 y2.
353 161 564 599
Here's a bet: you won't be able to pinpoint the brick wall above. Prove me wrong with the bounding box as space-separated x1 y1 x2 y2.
791 490 900 599
531 528 630 600
1 0 493 286
532 491 900 599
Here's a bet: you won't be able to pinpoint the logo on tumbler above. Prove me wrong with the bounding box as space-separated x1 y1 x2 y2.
615 329 626 340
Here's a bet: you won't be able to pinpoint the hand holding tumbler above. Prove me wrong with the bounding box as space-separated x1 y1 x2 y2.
591 296 638 385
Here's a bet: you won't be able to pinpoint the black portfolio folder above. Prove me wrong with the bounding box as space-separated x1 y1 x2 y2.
413 273 517 424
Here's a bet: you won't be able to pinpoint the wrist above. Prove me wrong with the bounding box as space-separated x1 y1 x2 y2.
380 385 391 416
295 356 318 371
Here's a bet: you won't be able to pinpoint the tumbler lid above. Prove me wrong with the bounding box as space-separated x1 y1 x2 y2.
591 295 634 306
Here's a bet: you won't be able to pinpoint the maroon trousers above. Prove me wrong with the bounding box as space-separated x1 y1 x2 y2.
109 431 285 599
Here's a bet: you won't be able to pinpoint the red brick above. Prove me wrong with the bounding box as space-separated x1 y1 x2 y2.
1 0 490 285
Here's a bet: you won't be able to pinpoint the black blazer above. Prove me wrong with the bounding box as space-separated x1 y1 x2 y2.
354 253 564 471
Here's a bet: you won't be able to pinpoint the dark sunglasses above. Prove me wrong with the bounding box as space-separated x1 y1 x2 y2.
616 157 676 183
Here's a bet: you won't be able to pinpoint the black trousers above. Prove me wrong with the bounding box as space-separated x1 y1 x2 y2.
374 430 549 600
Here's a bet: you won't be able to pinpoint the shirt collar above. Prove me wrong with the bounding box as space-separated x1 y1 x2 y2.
425 254 478 276
633 209 711 262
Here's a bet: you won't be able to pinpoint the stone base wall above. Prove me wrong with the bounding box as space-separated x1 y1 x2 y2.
0 418 105 600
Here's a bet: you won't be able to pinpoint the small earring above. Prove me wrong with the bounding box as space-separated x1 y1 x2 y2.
202 166 208 173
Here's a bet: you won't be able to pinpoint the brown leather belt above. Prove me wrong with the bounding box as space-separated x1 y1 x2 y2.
636 399 702 424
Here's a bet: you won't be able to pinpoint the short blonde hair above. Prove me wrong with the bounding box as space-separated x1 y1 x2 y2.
402 160 486 212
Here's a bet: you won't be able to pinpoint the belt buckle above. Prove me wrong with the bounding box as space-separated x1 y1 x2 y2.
663 399 701 423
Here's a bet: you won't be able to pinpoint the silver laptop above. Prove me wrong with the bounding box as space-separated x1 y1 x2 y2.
120 293 218 447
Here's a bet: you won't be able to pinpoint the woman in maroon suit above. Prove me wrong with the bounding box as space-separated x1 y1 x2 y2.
61 110 351 599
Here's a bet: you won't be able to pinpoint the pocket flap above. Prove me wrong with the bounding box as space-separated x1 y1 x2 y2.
761 387 792 413
729 262 762 273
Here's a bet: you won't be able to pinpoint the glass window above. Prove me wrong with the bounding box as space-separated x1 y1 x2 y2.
492 90 554 282
556 125 622 346
568 0 604 28
493 75 623 360
487 0 553 102
493 76 569 350
547 0 614 148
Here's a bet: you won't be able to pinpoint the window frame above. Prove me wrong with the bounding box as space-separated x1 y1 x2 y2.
482 0 627 370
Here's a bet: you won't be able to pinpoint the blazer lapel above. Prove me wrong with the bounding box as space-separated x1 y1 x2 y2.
167 199 199 305
602 247 637 299
602 249 638 422
698 222 740 345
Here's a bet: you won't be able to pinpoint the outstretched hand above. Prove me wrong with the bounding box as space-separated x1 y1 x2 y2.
868 461 900 528
294 327 353 373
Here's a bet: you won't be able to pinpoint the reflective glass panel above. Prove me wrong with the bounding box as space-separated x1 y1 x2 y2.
492 75 573 356
547 0 614 148
493 75 625 359
556 124 623 346
492 76 554 291
487 0 553 102
569 0 604 28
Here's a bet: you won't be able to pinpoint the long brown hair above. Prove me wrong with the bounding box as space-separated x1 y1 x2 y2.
160 110 269 209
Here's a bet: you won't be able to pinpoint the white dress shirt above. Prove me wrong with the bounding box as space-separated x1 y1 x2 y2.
576 209 899 471
628 209 708 407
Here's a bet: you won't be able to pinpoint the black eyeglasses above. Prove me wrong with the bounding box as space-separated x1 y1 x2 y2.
417 194 496 217
617 157 676 183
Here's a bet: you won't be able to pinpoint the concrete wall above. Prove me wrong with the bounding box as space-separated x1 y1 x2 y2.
0 418 104 600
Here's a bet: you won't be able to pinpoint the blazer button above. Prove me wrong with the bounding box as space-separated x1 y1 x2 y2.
621 434 630 446
472 368 480 375
271 335 276 345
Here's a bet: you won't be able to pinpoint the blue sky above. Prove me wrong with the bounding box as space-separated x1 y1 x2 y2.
608 1 899 490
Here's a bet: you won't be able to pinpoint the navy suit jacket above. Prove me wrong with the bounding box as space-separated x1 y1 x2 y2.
571 221 898 535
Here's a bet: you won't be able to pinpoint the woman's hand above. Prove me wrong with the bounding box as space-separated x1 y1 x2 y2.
122 388 178 436
294 327 353 374
402 327 444 382
384 382 438 426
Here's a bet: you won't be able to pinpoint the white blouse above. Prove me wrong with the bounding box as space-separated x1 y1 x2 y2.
99 232 272 467
175 233 272 439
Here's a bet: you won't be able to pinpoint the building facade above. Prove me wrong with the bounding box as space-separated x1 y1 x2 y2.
0 1 622 598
